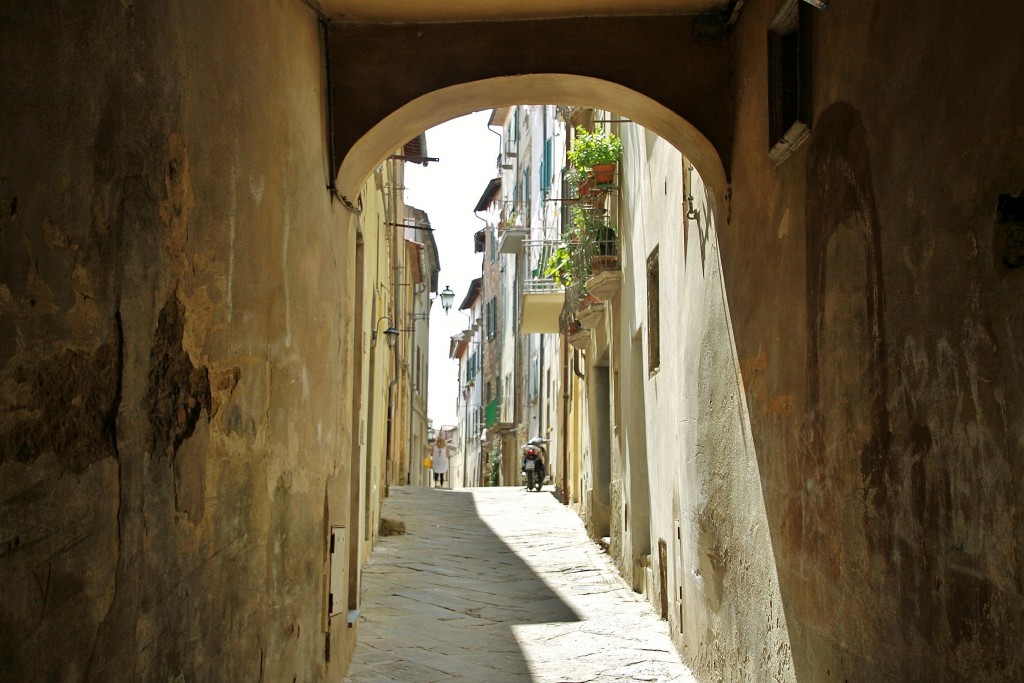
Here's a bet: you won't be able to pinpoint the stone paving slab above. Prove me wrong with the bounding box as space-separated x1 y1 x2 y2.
343 486 697 683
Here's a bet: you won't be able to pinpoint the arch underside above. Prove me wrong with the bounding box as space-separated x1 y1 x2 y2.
328 16 731 202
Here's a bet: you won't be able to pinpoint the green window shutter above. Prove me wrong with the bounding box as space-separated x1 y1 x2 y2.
541 138 553 193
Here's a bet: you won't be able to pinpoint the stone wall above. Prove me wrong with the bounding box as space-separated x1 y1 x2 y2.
0 1 359 679
613 125 795 680
726 2 1024 679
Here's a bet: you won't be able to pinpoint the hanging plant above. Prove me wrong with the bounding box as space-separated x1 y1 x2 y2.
544 245 575 286
566 126 624 170
544 205 619 288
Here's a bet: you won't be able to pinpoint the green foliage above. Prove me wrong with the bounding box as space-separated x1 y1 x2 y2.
487 446 501 486
570 205 616 241
544 206 618 287
566 126 624 169
544 245 575 286
566 165 588 199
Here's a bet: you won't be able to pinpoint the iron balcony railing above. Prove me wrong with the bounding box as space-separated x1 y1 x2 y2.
523 227 565 294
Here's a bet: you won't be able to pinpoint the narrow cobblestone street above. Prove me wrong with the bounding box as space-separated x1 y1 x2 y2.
343 486 697 683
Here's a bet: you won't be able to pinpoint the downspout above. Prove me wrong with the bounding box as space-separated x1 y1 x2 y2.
385 157 402 493
321 17 337 196
561 333 571 505
385 377 396 497
538 336 545 437
405 282 424 487
573 348 585 379
407 314 416 486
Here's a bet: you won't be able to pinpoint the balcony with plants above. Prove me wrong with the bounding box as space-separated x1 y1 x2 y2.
520 226 566 334
553 126 624 340
520 125 623 337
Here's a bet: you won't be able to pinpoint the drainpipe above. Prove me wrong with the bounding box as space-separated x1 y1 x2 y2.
386 157 403 492
405 284 425 487
407 312 416 486
561 333 570 505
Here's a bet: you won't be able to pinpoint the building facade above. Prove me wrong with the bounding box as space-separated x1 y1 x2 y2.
3 2 1023 680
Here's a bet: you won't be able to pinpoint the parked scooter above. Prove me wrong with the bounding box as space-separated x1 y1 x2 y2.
521 438 547 492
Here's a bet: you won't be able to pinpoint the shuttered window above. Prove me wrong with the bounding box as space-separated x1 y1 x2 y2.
540 137 553 194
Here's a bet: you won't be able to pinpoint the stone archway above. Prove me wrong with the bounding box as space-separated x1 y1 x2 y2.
327 14 732 203
335 74 728 214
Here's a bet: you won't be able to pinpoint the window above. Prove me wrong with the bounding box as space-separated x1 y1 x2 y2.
647 247 660 374
485 296 498 339
768 0 811 165
996 192 1024 269
540 137 553 195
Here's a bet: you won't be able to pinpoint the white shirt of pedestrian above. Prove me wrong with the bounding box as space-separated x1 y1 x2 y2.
431 442 449 474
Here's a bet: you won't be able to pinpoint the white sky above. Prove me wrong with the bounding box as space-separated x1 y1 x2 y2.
404 111 498 428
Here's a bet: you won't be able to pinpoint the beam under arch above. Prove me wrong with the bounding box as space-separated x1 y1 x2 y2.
335 74 728 209
329 16 731 202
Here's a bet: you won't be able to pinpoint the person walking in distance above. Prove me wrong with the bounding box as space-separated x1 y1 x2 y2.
431 436 449 489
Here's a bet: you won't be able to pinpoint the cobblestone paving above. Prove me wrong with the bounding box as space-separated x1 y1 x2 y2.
343 486 697 683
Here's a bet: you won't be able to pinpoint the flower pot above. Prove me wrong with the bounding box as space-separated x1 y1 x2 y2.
590 255 619 272
591 163 616 185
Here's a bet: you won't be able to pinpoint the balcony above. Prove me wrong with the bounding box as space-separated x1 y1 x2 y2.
498 226 527 255
521 233 565 334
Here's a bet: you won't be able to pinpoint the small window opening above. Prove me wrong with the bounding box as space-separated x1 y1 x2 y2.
996 191 1024 269
768 0 811 165
647 247 661 375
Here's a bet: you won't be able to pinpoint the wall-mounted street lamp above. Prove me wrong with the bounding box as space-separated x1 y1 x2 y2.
372 316 400 349
439 285 455 314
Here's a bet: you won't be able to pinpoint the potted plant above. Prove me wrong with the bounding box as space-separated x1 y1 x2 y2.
573 205 617 251
567 126 623 186
566 165 590 199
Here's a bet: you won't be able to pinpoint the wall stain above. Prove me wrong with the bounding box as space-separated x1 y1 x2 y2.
805 101 891 536
148 291 210 459
0 317 122 471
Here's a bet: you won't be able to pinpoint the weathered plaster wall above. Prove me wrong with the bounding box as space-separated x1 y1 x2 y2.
354 163 395 576
0 1 360 679
726 1 1024 679
616 127 795 680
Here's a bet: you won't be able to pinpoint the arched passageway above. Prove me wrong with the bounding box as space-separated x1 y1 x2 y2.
327 15 732 200
2 2 1023 681
335 75 728 212
340 90 792 681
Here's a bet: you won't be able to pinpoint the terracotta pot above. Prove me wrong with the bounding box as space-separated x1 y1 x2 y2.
591 163 616 185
